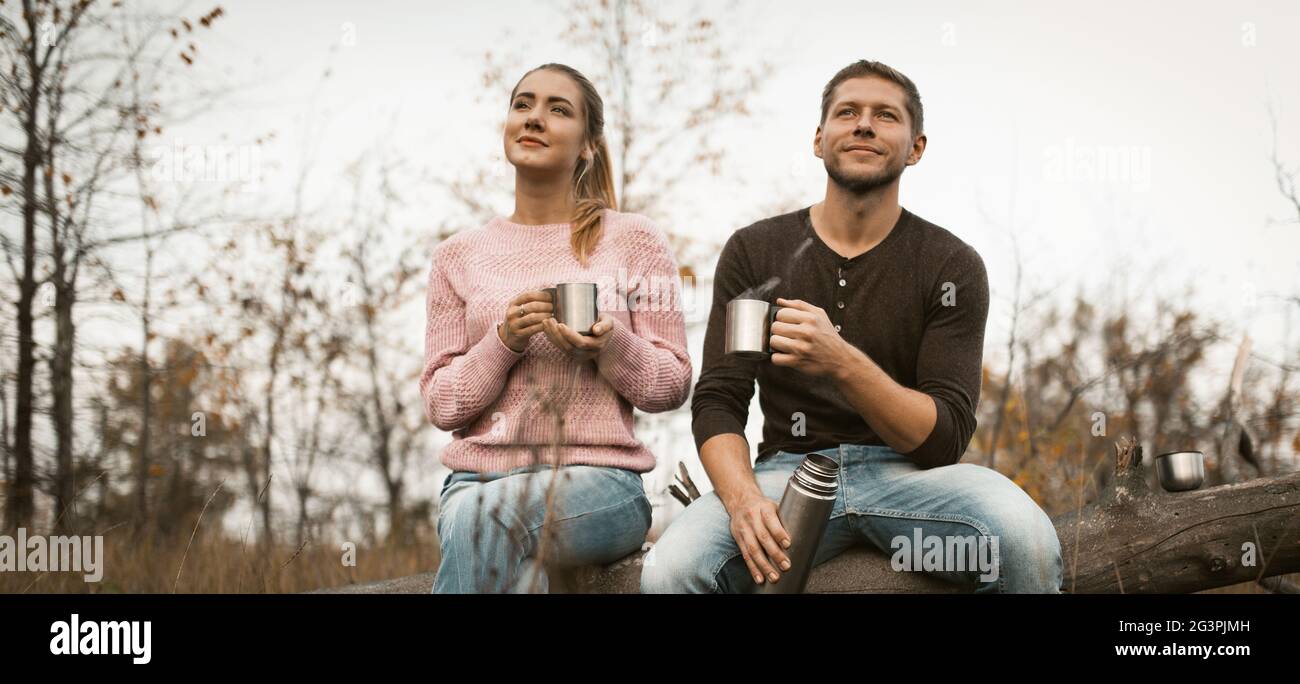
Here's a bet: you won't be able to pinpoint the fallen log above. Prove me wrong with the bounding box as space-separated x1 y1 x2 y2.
309 438 1300 594
1054 437 1300 593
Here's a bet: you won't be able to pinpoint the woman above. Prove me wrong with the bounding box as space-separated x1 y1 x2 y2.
422 63 692 593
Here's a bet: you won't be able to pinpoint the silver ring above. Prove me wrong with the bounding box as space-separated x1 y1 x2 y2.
518 306 526 318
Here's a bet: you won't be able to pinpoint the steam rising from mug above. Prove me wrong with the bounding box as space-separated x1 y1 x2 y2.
734 237 813 301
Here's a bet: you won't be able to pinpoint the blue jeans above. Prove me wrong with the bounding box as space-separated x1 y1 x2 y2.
433 463 652 593
640 444 1064 593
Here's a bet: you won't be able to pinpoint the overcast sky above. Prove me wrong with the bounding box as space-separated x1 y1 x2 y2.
163 0 1300 365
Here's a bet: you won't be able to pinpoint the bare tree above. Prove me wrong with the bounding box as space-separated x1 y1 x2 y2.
314 143 434 545
194 160 330 548
1266 101 1300 229
276 325 345 550
0 1 227 531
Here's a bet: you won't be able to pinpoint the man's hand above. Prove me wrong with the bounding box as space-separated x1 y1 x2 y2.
725 491 793 586
542 312 614 361
769 298 856 378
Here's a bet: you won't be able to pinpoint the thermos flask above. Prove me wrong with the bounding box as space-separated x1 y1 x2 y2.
753 452 840 594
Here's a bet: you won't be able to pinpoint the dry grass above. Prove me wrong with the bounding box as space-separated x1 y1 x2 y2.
0 526 440 594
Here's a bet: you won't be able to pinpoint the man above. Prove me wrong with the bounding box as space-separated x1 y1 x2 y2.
641 60 1063 594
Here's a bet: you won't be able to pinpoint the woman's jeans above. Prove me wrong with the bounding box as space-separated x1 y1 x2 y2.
432 463 652 593
641 444 1064 593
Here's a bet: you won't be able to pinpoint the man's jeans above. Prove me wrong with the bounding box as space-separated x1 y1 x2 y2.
433 463 652 593
641 444 1064 593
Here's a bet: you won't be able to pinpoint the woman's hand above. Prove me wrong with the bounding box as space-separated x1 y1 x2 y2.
498 290 554 353
543 313 614 361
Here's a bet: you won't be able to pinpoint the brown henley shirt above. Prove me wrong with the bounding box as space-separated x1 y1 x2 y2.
690 205 990 469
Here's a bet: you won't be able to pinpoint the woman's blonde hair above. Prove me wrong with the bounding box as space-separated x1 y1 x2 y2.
510 63 617 266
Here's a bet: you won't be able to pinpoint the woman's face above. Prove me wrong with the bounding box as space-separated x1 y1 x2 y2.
504 69 590 178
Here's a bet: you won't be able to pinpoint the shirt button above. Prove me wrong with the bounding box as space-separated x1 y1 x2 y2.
837 301 845 309
838 279 846 287
834 324 842 332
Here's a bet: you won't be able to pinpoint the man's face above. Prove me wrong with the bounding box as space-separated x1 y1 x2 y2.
814 75 926 194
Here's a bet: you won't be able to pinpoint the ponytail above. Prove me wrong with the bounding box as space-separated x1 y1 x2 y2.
571 136 616 266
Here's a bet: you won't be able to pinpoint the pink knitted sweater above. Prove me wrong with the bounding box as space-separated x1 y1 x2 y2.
420 209 692 473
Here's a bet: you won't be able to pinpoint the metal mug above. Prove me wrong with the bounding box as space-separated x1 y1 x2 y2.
725 298 784 359
548 283 599 335
1154 450 1204 492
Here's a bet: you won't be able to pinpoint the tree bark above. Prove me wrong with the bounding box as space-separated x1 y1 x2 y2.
6 2 44 533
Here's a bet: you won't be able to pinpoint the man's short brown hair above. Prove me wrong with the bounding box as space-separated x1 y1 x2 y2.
820 60 924 140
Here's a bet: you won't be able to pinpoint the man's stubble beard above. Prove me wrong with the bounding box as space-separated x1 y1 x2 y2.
824 147 907 195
